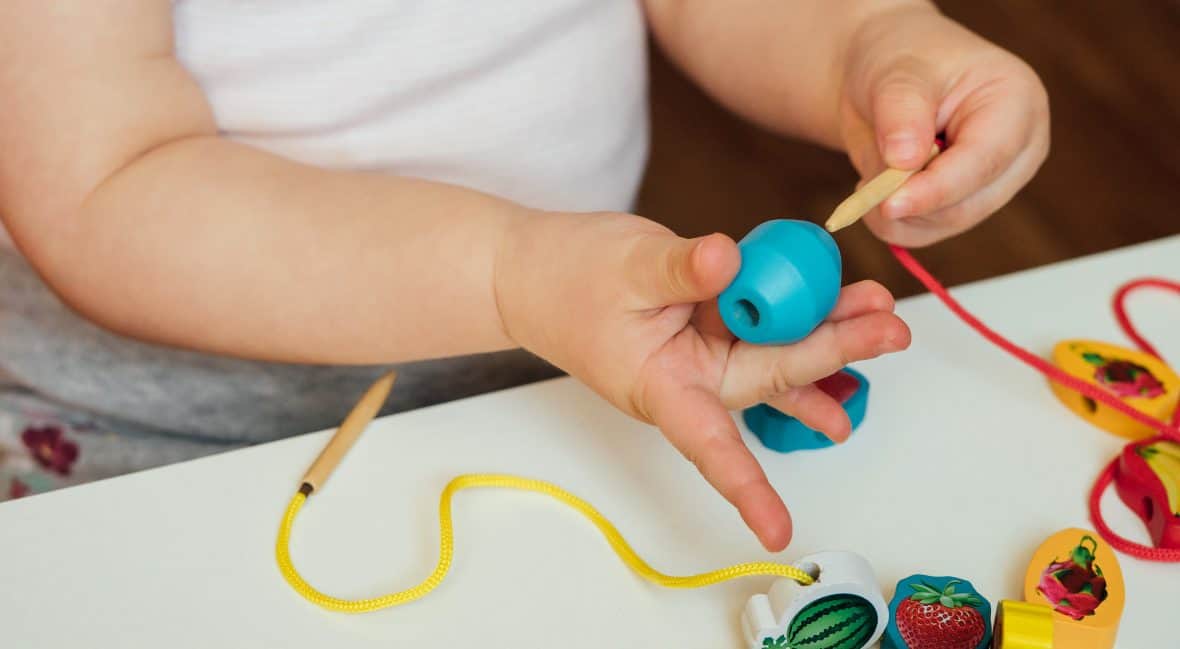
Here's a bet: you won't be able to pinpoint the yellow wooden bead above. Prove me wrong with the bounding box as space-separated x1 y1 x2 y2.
1049 340 1179 439
993 600 1054 649
1022 529 1125 649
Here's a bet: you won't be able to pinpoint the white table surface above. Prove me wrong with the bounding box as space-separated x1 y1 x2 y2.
2 236 1178 648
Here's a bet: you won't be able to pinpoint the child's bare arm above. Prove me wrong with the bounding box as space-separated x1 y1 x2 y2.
645 0 1050 246
0 0 912 550
0 0 527 364
643 0 890 149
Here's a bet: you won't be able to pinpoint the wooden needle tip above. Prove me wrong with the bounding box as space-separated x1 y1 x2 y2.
300 370 398 492
823 142 941 233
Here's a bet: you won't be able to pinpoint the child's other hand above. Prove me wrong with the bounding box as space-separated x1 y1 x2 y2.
496 213 910 551
839 4 1050 247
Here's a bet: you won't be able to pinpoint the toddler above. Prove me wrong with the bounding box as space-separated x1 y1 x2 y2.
0 0 1048 550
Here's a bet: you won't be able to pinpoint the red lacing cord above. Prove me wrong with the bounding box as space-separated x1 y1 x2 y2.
1086 458 1180 562
1099 278 1180 561
1113 278 1180 416
890 246 1180 561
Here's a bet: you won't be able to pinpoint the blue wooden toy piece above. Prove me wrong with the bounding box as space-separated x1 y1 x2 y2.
744 367 869 453
719 219 842 345
884 574 992 649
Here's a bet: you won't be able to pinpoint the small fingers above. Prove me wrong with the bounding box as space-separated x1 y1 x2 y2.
765 383 852 444
627 232 740 308
648 381 793 551
879 98 1036 221
869 59 941 169
826 280 895 321
865 141 1046 247
722 311 911 407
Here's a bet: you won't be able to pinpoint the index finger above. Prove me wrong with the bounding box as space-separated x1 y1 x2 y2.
880 88 1038 220
648 380 793 552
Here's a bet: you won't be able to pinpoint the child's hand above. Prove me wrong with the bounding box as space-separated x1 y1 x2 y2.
838 5 1050 247
497 212 910 551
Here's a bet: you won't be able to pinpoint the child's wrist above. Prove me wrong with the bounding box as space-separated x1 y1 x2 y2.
492 209 637 362
492 207 570 352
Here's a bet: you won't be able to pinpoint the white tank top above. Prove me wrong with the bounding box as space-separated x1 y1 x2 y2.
0 1 650 443
174 0 650 211
0 0 649 247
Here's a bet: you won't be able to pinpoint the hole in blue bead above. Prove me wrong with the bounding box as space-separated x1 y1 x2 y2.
733 299 760 328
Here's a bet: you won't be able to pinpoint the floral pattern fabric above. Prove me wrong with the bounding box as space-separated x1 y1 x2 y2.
0 390 237 503
1 411 85 501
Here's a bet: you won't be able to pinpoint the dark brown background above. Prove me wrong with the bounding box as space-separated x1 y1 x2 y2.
637 2 1180 298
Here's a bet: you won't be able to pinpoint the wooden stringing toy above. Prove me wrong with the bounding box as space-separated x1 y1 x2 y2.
890 251 1180 560
1114 436 1180 548
824 142 941 233
725 139 943 452
1048 340 1179 440
277 373 822 617
718 218 842 346
743 367 870 453
1021 528 1124 649
741 552 888 649
272 139 1175 646
992 600 1054 649
882 574 991 649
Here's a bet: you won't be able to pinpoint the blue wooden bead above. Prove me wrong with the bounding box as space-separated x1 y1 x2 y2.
743 367 869 453
719 219 842 345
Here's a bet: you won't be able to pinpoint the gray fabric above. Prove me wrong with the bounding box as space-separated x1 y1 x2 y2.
0 248 561 447
0 389 241 484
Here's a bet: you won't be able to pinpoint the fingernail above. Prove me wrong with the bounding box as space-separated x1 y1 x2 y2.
886 192 911 219
885 132 920 166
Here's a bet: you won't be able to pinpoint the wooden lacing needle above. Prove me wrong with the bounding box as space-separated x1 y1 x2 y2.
824 142 942 233
299 371 396 494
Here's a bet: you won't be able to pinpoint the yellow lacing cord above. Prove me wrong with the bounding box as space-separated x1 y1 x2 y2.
276 473 815 613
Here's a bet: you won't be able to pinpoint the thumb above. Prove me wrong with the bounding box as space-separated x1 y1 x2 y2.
629 232 740 306
871 62 940 169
